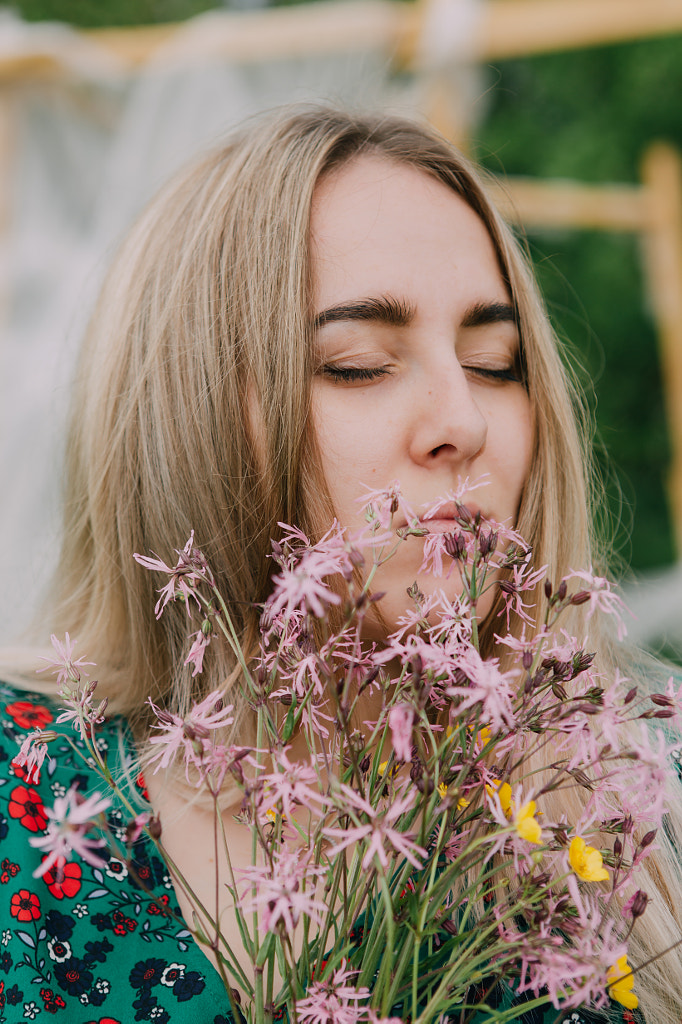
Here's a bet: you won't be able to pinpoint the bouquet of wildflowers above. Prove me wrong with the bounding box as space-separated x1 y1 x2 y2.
15 480 682 1023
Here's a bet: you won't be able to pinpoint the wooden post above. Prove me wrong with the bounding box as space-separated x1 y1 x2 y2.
488 176 649 232
640 143 682 555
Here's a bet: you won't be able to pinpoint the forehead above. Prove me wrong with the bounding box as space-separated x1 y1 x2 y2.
309 155 507 311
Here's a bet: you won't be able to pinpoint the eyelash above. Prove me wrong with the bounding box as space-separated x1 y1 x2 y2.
320 364 523 384
321 365 390 383
467 365 523 384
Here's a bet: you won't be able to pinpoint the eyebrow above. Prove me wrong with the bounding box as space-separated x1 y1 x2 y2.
313 295 516 330
313 295 415 329
460 300 517 328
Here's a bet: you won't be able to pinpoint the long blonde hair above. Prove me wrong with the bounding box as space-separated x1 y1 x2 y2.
36 106 682 1019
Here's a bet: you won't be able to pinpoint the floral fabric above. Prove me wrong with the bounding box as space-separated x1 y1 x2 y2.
0 681 232 1024
0 682 643 1024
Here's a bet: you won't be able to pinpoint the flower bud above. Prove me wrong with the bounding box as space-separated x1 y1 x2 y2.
444 533 465 560
651 693 674 707
570 590 591 606
630 890 648 919
544 580 553 600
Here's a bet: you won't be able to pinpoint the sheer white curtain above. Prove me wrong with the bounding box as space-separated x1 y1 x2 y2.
0 9 401 643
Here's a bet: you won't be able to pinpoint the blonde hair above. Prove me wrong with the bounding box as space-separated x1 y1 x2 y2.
36 106 682 1018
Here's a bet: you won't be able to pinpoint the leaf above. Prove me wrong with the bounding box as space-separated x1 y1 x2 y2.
142 920 150 932
282 704 296 744
85 889 108 899
93 869 104 884
37 928 46 941
16 931 35 949
178 942 188 952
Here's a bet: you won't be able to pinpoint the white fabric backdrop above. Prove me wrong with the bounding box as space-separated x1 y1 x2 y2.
0 9 410 643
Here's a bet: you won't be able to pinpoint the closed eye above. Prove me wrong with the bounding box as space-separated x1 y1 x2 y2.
320 364 391 384
464 365 524 384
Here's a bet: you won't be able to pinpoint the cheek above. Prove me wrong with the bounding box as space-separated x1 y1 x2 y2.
504 393 534 495
486 391 533 503
311 392 396 520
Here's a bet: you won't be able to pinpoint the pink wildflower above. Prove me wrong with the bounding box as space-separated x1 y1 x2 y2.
514 879 628 1008
388 704 414 762
125 812 151 845
497 557 547 630
37 633 95 687
420 475 491 519
238 848 327 936
324 785 426 871
146 690 234 777
29 786 111 877
267 547 344 618
55 678 108 741
12 731 51 783
184 626 211 677
258 750 327 819
564 568 629 641
446 647 518 734
358 480 417 531
296 960 371 1024
134 531 213 619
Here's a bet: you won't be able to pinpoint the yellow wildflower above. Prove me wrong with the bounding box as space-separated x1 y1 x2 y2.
569 836 609 882
606 955 638 1009
497 781 513 817
477 726 492 748
487 780 542 844
514 800 542 844
457 795 470 810
437 782 448 799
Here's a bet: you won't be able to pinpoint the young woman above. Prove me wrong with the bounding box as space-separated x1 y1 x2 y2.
1 106 681 1024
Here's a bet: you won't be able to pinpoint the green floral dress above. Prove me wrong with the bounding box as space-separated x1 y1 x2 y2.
0 682 643 1024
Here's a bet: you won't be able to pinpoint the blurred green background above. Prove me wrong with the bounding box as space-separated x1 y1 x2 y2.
8 0 682 575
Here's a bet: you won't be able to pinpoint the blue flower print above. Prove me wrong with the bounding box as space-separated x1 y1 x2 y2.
172 970 206 1002
130 958 166 990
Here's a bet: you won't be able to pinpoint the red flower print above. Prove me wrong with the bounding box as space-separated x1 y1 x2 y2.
42 859 82 900
5 700 53 730
10 759 41 785
135 772 150 801
84 1019 121 1024
10 889 41 921
0 858 20 885
8 785 48 832
39 987 66 1012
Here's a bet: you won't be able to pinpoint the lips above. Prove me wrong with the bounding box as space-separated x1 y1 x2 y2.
418 499 484 533
418 518 460 534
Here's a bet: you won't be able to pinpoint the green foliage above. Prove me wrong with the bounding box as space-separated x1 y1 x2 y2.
476 35 682 572
8 0 219 27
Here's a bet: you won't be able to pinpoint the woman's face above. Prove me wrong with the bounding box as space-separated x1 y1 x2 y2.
309 155 533 634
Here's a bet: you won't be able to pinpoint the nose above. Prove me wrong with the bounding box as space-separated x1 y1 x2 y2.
409 358 487 468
